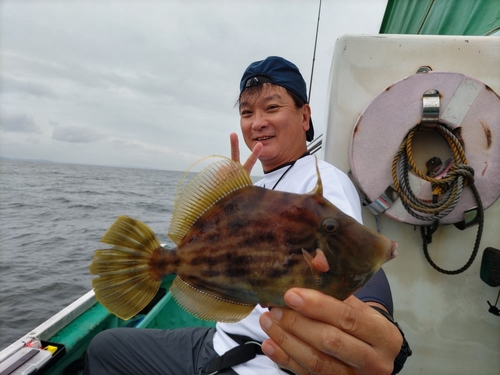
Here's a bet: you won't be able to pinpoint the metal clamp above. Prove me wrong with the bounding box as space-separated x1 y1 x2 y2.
421 89 440 127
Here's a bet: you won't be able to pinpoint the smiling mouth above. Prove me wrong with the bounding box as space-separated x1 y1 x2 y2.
254 136 274 141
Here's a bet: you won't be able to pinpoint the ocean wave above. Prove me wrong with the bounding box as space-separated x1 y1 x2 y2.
0 160 183 350
68 203 99 209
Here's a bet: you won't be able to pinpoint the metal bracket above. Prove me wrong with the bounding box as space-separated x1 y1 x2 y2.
454 206 481 230
421 89 440 127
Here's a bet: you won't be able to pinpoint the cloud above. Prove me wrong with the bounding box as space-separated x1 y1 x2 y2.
52 125 105 143
1 74 58 98
0 1 387 171
0 111 41 133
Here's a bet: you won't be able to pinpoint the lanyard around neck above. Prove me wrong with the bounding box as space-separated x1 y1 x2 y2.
264 152 310 190
270 162 296 190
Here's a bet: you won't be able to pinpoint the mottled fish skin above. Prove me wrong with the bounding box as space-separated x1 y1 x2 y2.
149 184 394 308
90 157 397 321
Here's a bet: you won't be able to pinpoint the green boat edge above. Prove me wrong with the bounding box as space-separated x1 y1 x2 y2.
0 276 215 375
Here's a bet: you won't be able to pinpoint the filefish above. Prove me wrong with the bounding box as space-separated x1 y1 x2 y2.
90 157 398 322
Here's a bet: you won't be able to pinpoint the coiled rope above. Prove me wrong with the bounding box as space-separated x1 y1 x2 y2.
391 123 484 275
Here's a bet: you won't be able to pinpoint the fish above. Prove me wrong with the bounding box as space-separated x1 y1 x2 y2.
90 157 398 322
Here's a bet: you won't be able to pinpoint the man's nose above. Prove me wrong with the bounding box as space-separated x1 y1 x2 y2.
252 111 268 130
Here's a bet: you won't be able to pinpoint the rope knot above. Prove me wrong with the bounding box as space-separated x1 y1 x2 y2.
447 164 475 185
391 122 484 275
391 123 477 222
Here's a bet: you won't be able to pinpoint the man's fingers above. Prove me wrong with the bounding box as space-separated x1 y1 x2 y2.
242 142 262 174
283 289 384 343
230 132 240 163
230 132 262 175
262 289 403 374
260 311 356 375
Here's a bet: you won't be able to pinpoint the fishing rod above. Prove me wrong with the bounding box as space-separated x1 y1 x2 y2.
308 0 322 103
307 0 322 154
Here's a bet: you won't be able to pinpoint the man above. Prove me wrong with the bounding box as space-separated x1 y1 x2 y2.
85 56 409 375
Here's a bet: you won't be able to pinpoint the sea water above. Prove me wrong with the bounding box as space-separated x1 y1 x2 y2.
0 159 187 350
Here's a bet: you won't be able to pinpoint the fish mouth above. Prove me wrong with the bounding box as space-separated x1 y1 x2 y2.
389 240 399 260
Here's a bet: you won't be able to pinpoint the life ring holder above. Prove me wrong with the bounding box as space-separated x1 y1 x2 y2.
349 70 500 226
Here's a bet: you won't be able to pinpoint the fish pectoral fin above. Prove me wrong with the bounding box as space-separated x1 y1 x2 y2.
302 248 330 284
170 276 255 323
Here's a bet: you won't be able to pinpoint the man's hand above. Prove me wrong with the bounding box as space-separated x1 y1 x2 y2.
259 288 403 375
230 132 262 175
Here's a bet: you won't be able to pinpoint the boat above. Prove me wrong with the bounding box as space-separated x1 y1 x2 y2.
1 1 499 374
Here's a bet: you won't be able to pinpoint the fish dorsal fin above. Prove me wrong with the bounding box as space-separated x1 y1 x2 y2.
168 157 253 245
309 155 323 196
170 276 255 322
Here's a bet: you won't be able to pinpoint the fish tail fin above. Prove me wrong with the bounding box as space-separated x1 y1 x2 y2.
90 215 163 320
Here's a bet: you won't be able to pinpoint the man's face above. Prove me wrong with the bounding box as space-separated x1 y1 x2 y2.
239 84 311 172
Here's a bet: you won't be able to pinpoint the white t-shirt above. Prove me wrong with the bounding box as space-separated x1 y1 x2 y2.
213 155 362 375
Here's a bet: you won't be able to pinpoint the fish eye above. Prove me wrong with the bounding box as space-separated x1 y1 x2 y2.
321 218 338 233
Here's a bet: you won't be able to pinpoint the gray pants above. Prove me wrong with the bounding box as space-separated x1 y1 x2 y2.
84 327 238 375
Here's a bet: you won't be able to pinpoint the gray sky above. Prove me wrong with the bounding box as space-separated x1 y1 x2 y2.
0 0 386 172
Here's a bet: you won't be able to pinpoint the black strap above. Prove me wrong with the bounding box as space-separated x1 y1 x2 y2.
370 306 412 375
204 334 263 374
204 333 294 374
